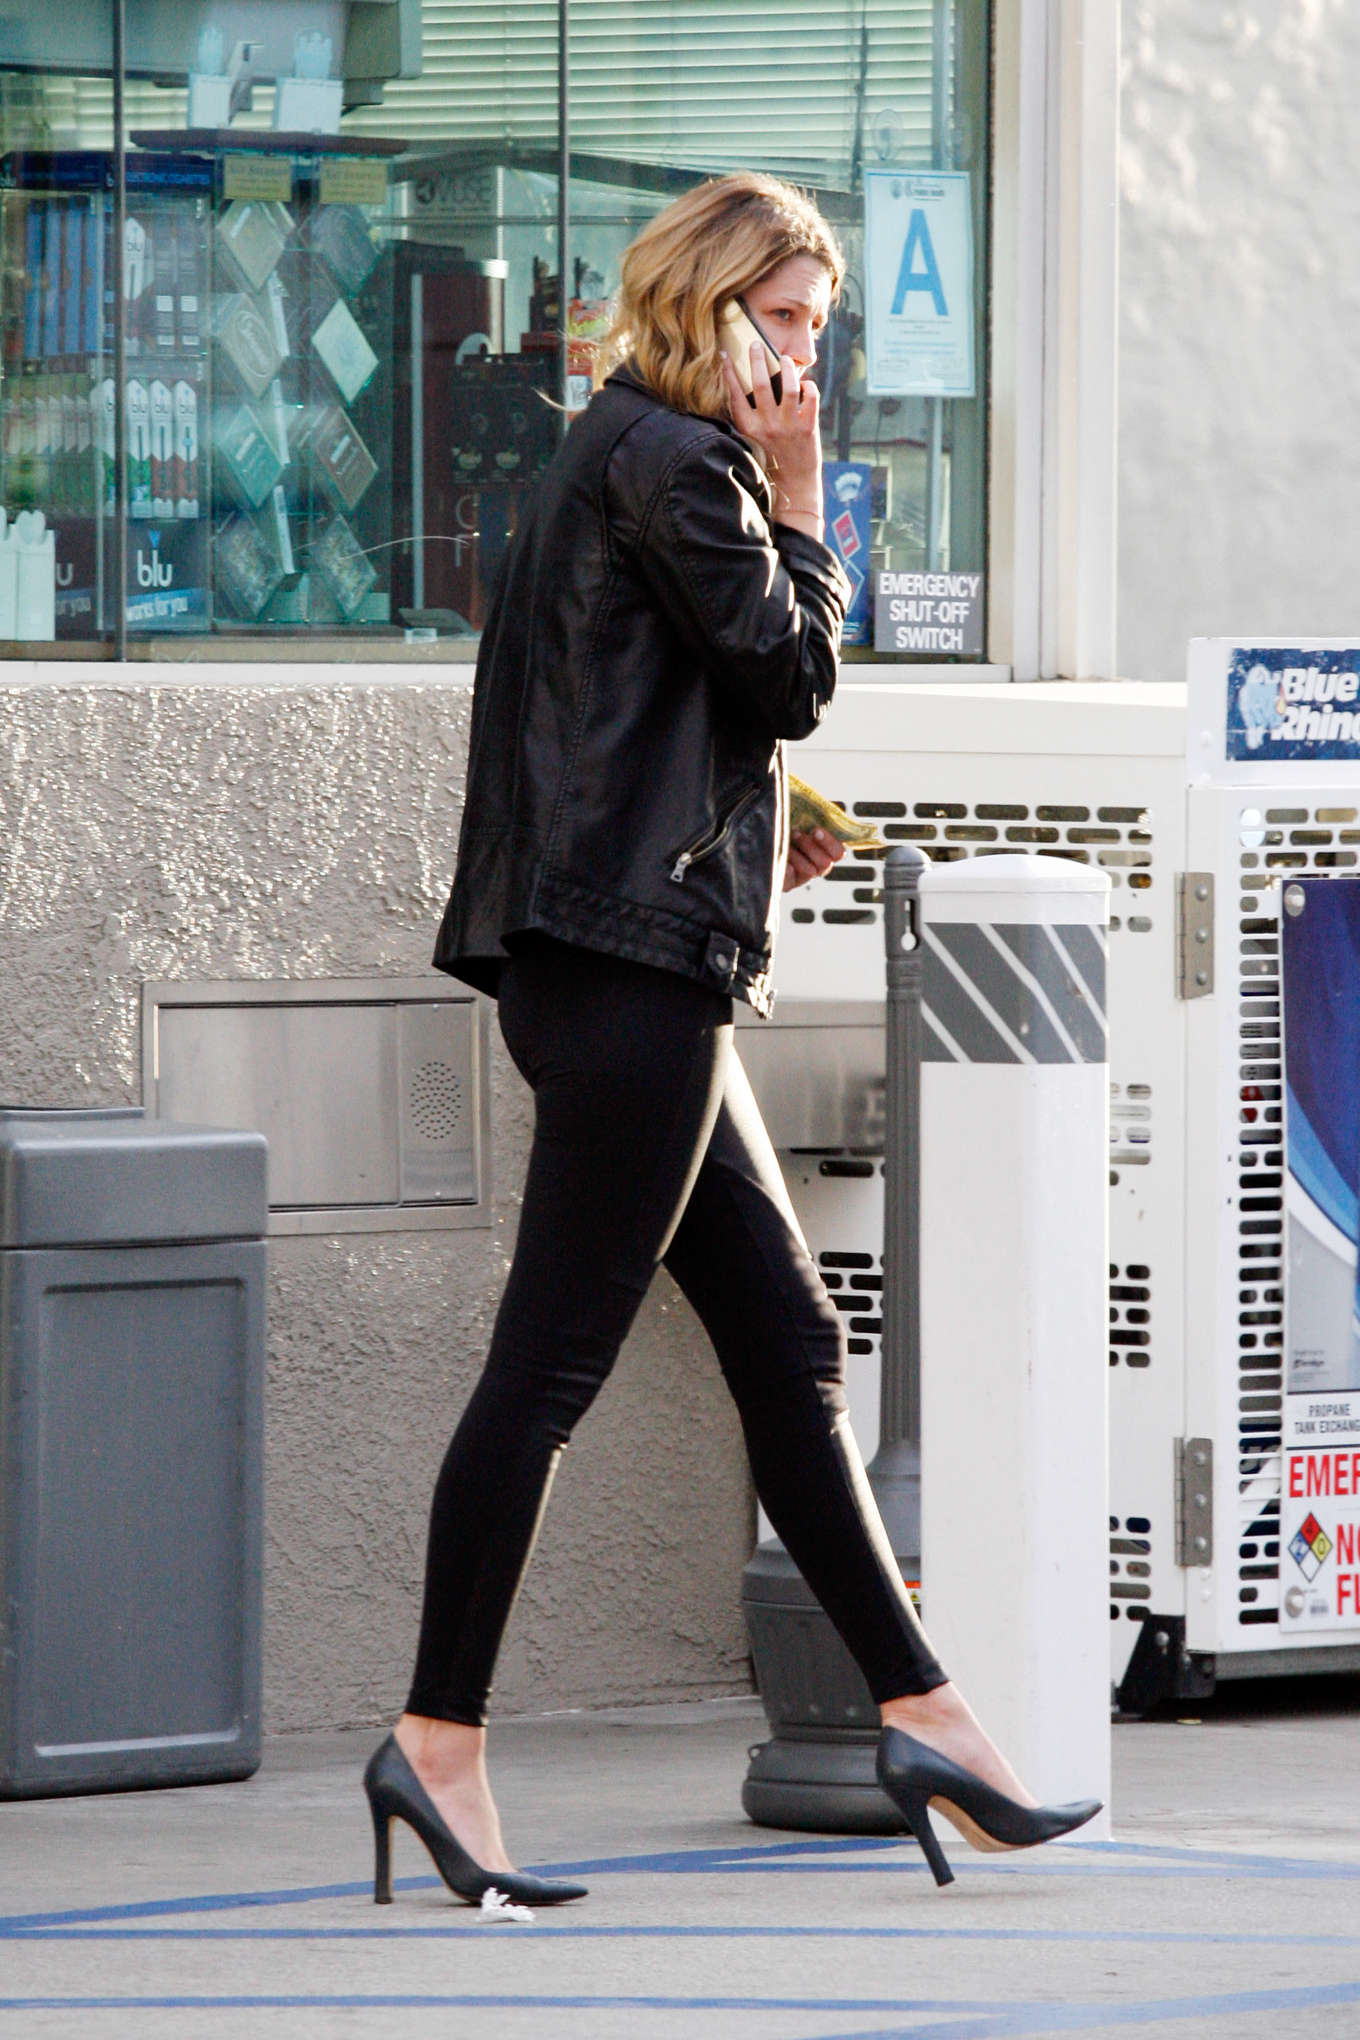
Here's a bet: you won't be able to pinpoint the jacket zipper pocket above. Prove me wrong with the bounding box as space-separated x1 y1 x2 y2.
669 782 763 883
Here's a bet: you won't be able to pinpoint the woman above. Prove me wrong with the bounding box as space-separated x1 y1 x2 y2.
364 172 1100 1898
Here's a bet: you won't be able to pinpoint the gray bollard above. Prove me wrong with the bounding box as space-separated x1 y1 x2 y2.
739 846 927 1833
867 844 929 1569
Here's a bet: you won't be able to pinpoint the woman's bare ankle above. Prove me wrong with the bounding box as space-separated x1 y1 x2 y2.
878 1685 1036 1807
393 1714 514 1872
395 1712 487 1784
880 1682 971 1735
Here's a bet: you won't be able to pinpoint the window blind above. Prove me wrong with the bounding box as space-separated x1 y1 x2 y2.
10 0 940 194
345 0 938 191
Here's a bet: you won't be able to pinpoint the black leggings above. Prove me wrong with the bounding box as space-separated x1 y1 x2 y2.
406 938 945 1724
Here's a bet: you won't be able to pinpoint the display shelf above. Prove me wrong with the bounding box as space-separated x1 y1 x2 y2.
0 138 397 641
131 133 408 160
198 145 394 633
0 152 215 637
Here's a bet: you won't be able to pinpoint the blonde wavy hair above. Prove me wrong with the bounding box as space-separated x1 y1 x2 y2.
593 172 844 420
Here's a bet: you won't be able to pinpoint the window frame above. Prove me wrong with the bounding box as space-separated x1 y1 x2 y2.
987 0 1120 682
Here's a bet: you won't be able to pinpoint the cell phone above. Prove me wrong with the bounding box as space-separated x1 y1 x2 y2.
718 297 783 405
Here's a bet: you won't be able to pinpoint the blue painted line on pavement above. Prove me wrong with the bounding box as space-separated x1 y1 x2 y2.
1078 1836 1359 1875
536 1836 1360 1882
810 1976 1360 2040
5 1832 1359 1938
0 1877 441 1933
532 1837 918 1877
0 1835 890 1930
12 1923 1360 1950
617 1861 1360 1879
0 1995 1004 2014
4 1980 1360 2027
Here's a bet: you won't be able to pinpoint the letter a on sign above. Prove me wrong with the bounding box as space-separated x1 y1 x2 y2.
891 210 948 317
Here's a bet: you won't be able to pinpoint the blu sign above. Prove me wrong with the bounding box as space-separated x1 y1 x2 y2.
1227 647 1360 761
126 521 207 631
864 171 975 398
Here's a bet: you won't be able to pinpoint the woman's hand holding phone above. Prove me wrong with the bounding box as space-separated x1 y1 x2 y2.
718 301 823 543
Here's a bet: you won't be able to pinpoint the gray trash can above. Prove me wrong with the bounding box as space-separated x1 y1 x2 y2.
0 1107 267 1798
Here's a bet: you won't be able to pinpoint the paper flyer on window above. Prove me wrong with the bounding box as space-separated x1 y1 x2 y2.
1280 876 1360 1629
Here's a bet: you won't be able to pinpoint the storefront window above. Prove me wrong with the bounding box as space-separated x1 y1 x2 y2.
0 0 987 657
561 0 991 660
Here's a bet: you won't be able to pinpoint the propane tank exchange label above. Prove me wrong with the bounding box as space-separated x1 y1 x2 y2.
875 570 984 657
1228 645 1360 759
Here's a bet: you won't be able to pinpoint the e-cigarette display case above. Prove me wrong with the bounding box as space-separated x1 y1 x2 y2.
0 150 213 639
0 133 401 643
135 130 401 638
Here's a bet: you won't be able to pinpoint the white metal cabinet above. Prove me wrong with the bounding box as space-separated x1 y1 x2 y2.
758 681 1188 1690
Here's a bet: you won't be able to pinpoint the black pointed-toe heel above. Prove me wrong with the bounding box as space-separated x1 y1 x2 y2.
362 1734 588 1908
876 1727 1102 1889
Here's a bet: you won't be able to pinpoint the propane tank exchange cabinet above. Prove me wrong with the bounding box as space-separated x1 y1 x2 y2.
740 653 1360 1718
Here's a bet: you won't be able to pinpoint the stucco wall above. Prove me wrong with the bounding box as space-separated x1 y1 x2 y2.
1118 0 1360 684
0 675 755 1733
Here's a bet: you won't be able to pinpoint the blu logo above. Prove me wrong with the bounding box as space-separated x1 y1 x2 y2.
136 530 173 589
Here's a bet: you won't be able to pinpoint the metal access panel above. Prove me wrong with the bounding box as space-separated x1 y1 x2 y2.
734 1001 885 1152
753 683 1192 1688
143 979 491 1235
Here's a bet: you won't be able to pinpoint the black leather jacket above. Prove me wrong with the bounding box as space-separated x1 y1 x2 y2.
433 367 850 1017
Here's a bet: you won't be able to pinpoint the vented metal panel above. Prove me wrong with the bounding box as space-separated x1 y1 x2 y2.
1109 1514 1154 1623
1180 784 1360 1662
1110 1082 1153 1182
1109 1261 1151 1370
788 800 1156 938
819 1234 884 1366
778 1160 886 1475
771 700 1188 1688
1219 802 1360 1630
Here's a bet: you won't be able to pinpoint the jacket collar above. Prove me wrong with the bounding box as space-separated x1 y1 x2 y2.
604 363 749 448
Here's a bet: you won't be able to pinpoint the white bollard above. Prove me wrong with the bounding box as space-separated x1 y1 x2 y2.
918 852 1111 1830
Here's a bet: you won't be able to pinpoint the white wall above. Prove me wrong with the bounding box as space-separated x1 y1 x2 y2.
1117 0 1360 684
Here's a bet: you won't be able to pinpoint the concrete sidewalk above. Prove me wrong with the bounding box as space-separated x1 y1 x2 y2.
3 1678 1360 2039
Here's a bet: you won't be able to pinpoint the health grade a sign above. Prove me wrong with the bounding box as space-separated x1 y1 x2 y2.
864 171 975 398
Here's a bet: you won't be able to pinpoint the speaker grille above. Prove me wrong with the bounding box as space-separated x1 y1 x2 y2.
409 1060 463 1142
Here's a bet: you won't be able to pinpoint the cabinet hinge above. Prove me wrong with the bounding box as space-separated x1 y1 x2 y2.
1175 1436 1214 1566
1176 873 1215 999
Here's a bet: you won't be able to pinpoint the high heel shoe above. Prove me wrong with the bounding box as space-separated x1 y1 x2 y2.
362 1734 588 1907
876 1726 1102 1889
